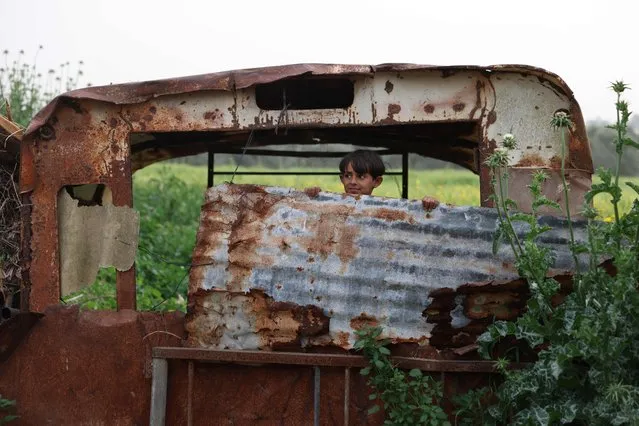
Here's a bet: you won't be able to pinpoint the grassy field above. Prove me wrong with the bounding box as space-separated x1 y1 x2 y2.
64 163 638 311
134 163 638 218
133 163 482 205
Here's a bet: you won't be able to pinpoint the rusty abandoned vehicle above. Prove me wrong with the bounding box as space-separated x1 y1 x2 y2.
0 63 592 425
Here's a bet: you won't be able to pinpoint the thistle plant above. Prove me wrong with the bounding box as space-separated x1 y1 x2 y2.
476 81 639 425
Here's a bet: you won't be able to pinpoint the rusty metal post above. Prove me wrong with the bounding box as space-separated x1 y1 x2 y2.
207 149 214 188
314 366 320 426
150 358 168 426
187 361 194 426
402 152 409 199
344 367 350 426
112 155 136 311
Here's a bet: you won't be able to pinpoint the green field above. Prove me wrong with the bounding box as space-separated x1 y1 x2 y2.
64 163 638 311
134 163 638 218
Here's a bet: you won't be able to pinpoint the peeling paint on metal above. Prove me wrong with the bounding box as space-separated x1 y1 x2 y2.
58 190 139 296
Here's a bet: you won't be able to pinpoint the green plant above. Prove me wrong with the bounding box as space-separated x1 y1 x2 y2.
0 395 18 424
451 387 492 426
477 82 639 425
354 326 451 425
1 47 86 127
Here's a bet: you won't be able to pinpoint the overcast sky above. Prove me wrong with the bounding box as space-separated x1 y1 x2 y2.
2 0 637 122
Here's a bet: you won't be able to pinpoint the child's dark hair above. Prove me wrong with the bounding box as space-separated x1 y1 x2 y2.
339 150 386 178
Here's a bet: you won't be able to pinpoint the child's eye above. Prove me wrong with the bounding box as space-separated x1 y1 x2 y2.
358 175 365 180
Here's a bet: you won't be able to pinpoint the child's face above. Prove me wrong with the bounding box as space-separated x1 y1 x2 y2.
340 163 383 195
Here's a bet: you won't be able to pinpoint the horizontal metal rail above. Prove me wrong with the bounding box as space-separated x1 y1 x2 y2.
152 347 526 373
210 171 403 176
212 148 404 158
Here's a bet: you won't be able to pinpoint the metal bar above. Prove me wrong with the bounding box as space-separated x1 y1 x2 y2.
209 148 403 158
207 149 214 188
314 366 320 426
210 171 403 176
344 368 350 426
116 269 136 310
152 347 527 372
149 358 168 426
402 152 409 199
187 361 194 426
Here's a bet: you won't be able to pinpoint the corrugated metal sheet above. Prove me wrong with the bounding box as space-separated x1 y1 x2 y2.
186 184 585 350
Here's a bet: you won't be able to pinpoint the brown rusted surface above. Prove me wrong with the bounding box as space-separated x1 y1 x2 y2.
20 100 136 312
0 306 185 425
507 168 591 216
154 347 526 372
515 152 546 167
350 313 380 330
0 305 516 425
0 311 43 362
185 289 330 350
425 277 536 349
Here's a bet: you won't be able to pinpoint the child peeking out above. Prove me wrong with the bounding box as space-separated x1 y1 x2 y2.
307 149 440 210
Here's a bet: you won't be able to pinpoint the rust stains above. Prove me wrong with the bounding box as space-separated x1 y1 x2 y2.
303 186 321 198
185 289 329 350
516 152 546 167
549 155 562 169
204 109 222 121
379 103 401 124
388 103 401 116
306 211 360 264
424 104 435 114
364 207 414 223
453 103 465 112
487 110 497 125
425 279 529 349
384 80 394 94
350 313 379 330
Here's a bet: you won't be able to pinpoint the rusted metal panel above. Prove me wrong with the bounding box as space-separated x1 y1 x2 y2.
186 184 585 351
20 101 136 312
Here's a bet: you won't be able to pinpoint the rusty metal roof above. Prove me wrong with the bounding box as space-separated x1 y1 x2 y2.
25 63 576 137
185 184 585 351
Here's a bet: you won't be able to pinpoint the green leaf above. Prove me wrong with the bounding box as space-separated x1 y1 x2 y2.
532 196 561 212
559 403 577 423
510 212 535 226
1 414 19 424
408 369 422 378
622 137 639 149
360 367 371 376
367 405 380 415
530 405 550 425
626 181 639 196
369 393 377 400
504 198 519 210
378 346 391 356
374 360 385 369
